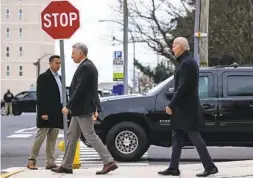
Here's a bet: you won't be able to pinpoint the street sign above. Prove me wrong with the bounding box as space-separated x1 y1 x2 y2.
41 1 80 39
114 51 122 59
113 51 124 81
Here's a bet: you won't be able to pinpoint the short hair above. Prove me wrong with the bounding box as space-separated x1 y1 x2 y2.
72 43 88 56
49 55 60 62
174 37 190 51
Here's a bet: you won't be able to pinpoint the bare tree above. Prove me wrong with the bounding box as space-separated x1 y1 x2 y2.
108 0 253 66
108 0 193 66
209 0 253 64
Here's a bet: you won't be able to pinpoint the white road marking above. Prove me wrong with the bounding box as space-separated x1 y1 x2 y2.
55 142 149 166
7 134 32 138
57 133 64 138
15 126 37 134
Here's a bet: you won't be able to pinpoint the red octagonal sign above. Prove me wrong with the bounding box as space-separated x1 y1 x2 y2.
41 1 80 39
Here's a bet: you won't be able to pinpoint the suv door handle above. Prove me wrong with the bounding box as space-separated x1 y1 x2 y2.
202 104 210 109
249 104 253 108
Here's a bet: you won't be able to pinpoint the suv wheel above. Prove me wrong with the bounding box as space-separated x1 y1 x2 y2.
106 121 149 162
1 106 5 116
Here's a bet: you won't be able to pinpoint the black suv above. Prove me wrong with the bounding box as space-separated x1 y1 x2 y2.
1 90 37 116
90 65 253 162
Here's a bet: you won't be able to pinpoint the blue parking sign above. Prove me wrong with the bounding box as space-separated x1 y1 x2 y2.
114 51 122 59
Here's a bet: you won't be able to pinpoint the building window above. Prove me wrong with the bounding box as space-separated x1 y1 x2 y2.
19 66 23 76
19 47 23 57
18 9 23 20
6 66 10 76
19 28 23 39
5 8 10 19
6 47 10 57
6 28 10 39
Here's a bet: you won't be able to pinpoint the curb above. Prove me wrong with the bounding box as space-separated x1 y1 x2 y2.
1 169 25 178
148 158 252 162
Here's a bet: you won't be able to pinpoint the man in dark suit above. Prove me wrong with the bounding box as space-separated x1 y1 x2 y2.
51 43 118 175
158 37 218 177
27 55 63 170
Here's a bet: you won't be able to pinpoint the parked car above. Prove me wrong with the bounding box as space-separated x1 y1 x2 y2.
98 89 113 98
1 90 37 116
1 88 111 116
89 64 253 162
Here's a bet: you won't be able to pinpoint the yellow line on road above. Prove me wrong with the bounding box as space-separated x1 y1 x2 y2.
1 169 25 178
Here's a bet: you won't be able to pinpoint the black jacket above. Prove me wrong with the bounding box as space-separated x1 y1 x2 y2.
168 51 204 131
36 69 63 129
67 59 101 116
4 92 14 103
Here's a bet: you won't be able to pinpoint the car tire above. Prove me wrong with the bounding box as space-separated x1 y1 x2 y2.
1 106 5 116
80 133 92 148
106 121 149 162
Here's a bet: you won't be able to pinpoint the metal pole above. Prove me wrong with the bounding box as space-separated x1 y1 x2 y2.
123 0 128 94
59 40 68 149
133 38 136 93
194 0 201 65
199 0 209 66
37 62 40 78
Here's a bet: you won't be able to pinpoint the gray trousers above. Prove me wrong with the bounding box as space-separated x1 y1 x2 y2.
169 130 215 170
30 128 59 165
62 115 113 169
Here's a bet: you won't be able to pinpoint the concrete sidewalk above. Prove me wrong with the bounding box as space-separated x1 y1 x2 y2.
4 160 253 178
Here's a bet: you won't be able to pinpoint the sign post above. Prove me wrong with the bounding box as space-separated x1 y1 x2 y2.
113 51 124 82
41 1 80 149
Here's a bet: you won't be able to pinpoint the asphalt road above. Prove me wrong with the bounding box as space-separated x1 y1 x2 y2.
1 114 62 171
1 114 253 171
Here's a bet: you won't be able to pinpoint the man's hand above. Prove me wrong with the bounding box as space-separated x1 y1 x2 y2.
62 107 69 115
41 115 48 120
165 106 172 115
92 111 98 120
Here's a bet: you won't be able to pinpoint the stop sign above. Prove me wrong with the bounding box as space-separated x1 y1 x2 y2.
41 1 80 39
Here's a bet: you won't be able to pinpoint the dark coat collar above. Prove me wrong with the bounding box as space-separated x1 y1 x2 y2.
45 69 61 79
176 51 190 63
80 58 89 65
46 68 54 76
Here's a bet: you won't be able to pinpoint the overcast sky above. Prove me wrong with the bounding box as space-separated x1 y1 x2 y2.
55 0 180 86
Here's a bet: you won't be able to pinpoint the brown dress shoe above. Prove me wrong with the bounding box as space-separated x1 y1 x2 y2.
96 161 118 175
51 166 73 174
45 165 57 169
27 158 38 170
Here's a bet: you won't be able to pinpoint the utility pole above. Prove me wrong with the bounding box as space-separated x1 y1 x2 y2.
194 0 209 67
199 0 210 67
194 0 200 65
123 0 129 94
132 36 136 93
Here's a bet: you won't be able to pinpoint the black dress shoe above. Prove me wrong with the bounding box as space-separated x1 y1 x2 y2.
196 166 218 177
158 168 180 176
51 166 73 174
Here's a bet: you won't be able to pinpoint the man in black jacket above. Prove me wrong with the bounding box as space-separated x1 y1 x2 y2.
27 55 63 170
158 37 218 177
3 89 14 115
51 43 118 175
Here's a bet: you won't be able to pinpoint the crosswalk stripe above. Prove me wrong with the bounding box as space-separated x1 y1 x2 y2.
55 140 149 166
7 134 33 138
